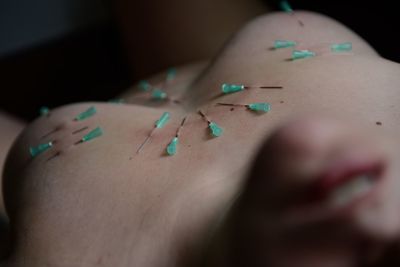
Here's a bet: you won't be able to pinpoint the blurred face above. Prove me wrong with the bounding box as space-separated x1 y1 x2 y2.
228 116 400 267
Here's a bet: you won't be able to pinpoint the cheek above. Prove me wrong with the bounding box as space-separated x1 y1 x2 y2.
352 160 400 241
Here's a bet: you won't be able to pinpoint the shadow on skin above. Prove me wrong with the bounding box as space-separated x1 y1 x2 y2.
0 214 10 259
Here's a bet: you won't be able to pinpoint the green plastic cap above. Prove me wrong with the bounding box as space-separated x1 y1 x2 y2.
280 0 293 12
292 50 316 60
221 83 245 94
209 122 223 137
166 137 179 156
139 80 151 91
331 42 352 52
166 68 177 81
248 103 271 112
30 142 53 157
155 112 170 128
274 40 297 49
75 106 97 121
152 89 168 100
82 127 103 143
39 106 50 116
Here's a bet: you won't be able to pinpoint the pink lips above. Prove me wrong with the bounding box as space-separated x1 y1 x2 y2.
310 159 385 202
283 157 386 226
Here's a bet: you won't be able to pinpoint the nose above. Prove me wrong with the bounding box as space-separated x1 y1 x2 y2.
242 115 385 208
248 116 347 188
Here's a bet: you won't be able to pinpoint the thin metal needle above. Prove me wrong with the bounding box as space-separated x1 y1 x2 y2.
40 128 60 139
244 86 283 89
198 110 211 124
176 116 187 137
136 128 156 154
216 103 246 107
72 126 89 135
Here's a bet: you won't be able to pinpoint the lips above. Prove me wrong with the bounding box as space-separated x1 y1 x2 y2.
310 159 385 208
282 158 386 226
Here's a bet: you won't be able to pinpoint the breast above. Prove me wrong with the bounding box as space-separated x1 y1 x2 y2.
2 100 254 266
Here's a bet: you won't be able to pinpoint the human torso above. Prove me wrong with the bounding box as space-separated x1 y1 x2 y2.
3 12 400 267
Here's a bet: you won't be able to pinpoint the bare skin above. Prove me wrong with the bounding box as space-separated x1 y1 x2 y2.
2 11 400 267
0 112 24 259
113 0 267 78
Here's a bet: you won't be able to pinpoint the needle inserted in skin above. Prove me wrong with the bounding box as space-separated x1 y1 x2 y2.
166 116 187 156
30 141 53 157
198 110 212 124
280 0 304 27
198 110 223 137
217 102 271 112
274 40 297 49
176 116 187 136
221 83 283 94
74 127 103 145
137 112 171 154
72 126 89 135
47 151 61 162
39 106 50 117
40 128 60 139
136 130 155 154
245 86 283 89
160 67 177 89
150 88 181 104
74 106 97 121
138 80 152 92
217 103 247 107
139 69 180 104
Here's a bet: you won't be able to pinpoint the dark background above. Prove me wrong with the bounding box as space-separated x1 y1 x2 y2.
0 0 397 121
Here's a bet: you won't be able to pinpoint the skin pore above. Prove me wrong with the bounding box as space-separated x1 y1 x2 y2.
2 3 400 267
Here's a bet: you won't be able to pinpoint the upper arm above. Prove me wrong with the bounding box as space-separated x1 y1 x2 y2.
0 111 25 215
0 110 25 259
